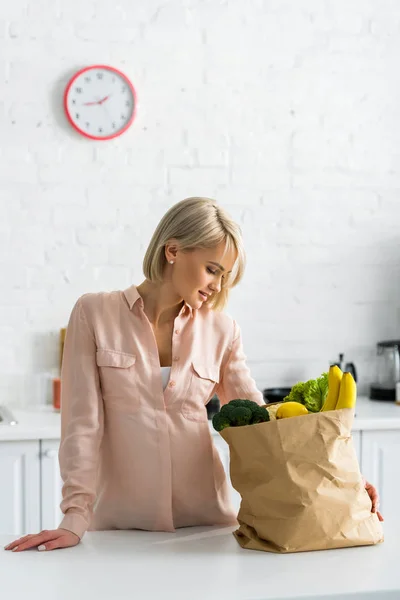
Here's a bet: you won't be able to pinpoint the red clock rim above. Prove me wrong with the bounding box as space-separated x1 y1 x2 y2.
63 64 137 141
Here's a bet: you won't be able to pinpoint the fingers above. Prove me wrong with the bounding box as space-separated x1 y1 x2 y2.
40 536 75 551
364 481 380 511
4 533 36 551
363 480 385 522
370 494 379 512
370 489 379 507
5 530 61 552
371 501 380 514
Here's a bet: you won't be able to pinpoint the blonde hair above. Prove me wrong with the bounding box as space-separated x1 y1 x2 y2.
142 197 246 311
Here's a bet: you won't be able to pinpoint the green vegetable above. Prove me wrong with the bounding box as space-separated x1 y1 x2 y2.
212 399 270 431
284 381 306 405
211 413 231 432
283 372 329 413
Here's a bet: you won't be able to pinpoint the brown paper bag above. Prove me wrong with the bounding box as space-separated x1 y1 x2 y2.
220 407 384 553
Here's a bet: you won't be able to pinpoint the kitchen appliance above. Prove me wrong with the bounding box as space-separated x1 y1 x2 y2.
263 388 292 404
370 340 400 401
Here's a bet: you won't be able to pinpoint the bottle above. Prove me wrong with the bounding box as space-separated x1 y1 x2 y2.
60 328 67 371
396 381 400 406
52 327 66 411
53 378 61 410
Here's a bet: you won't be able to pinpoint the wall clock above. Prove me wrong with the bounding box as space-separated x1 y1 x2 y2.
64 65 137 140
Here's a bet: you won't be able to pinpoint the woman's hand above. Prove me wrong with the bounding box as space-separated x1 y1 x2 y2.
363 477 384 522
3 529 80 552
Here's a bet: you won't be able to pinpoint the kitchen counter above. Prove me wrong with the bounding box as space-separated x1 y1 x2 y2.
0 523 397 600
0 404 62 441
1 396 400 441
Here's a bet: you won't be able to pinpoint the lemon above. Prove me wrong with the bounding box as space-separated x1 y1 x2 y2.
276 402 308 419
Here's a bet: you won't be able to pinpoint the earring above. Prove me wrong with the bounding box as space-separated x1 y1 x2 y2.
169 260 174 264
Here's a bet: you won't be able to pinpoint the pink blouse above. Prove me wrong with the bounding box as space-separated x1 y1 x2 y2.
58 284 265 539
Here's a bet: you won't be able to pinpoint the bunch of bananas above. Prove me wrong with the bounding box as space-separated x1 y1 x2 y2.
320 366 357 412
272 366 356 420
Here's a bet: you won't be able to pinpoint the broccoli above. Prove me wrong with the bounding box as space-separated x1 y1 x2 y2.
212 399 270 431
251 405 271 424
211 413 231 432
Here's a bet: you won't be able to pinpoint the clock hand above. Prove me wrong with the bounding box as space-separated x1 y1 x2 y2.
83 100 101 106
100 101 114 129
99 95 111 105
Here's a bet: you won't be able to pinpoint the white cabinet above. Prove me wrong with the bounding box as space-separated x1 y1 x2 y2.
0 441 40 535
40 440 63 531
0 439 63 535
360 430 400 524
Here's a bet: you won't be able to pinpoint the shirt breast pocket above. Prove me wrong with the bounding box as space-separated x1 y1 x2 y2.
181 361 220 422
96 348 140 413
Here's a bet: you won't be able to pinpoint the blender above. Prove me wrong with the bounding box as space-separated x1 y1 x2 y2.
369 340 400 401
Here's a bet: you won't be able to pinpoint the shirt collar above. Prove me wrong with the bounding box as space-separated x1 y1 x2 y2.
123 284 194 318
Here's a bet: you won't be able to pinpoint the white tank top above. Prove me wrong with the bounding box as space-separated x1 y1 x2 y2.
161 366 171 390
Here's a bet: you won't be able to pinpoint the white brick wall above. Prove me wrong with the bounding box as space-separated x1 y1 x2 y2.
1 0 400 406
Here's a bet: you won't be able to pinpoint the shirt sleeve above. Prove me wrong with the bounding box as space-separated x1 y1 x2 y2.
57 296 104 540
216 319 265 407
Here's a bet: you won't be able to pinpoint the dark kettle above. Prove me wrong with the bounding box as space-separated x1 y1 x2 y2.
332 353 357 383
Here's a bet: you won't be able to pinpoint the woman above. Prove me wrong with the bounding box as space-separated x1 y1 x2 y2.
5 197 383 553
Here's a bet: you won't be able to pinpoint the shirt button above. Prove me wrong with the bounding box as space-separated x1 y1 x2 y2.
174 329 180 335
168 380 176 388
173 356 179 362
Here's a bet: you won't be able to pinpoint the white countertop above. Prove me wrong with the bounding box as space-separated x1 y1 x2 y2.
0 523 398 600
0 404 62 441
1 396 400 442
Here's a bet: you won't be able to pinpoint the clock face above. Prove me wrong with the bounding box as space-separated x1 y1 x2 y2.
64 65 136 140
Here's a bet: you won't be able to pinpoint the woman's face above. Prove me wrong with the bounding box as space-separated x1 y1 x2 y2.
168 241 237 309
